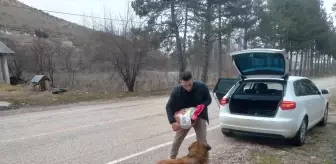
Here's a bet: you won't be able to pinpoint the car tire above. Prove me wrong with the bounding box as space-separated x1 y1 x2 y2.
291 117 307 146
318 105 328 127
221 129 233 137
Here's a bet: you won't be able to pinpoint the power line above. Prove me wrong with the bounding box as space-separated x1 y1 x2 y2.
0 3 202 28
0 3 145 24
0 3 221 30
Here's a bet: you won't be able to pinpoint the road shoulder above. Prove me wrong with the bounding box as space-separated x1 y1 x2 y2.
210 94 336 164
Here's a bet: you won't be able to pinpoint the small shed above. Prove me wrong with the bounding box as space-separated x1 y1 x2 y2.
0 41 14 84
30 75 50 91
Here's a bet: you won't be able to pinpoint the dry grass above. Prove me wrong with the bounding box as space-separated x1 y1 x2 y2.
251 151 283 164
0 86 171 108
51 71 220 91
0 71 220 109
0 79 215 108
0 84 23 92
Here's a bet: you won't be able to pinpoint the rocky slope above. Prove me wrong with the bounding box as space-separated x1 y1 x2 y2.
0 0 94 42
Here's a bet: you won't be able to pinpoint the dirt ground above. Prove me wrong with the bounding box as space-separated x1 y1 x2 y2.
210 95 336 164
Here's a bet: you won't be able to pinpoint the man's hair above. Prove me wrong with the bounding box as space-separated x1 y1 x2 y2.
180 71 192 81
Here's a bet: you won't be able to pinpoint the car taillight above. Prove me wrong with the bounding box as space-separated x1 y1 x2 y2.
220 97 228 105
280 101 296 110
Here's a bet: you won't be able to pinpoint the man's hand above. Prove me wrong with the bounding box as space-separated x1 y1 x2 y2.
171 122 181 131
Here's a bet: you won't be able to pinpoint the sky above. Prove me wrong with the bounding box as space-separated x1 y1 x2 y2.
18 0 335 27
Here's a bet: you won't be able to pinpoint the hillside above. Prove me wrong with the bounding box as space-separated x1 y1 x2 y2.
0 0 94 41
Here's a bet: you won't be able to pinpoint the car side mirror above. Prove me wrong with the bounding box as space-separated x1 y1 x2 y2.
321 89 329 94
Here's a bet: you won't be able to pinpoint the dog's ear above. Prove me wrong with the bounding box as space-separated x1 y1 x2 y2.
188 141 197 151
204 144 212 151
188 151 197 157
188 142 198 157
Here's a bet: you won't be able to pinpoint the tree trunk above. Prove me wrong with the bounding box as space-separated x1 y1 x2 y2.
127 82 135 92
225 30 232 77
316 54 321 76
323 55 327 76
332 58 336 75
326 55 329 75
289 51 293 75
310 47 314 77
294 51 299 76
331 57 336 75
182 4 188 57
328 55 331 75
171 0 185 80
201 0 212 83
196 65 201 80
12 57 22 79
217 4 222 78
299 51 304 76
319 54 324 76
320 55 322 76
243 28 248 50
47 54 55 87
303 50 309 77
334 59 336 75
306 50 310 77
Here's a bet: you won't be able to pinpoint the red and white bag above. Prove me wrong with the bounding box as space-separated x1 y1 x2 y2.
174 107 196 130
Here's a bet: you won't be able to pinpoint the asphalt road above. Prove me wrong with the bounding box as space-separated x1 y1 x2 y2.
1 76 336 164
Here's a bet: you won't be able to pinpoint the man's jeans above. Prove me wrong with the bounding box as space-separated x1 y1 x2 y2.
170 118 207 159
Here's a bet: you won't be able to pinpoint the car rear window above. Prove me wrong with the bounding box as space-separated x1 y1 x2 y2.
235 81 284 96
233 52 285 75
216 79 238 93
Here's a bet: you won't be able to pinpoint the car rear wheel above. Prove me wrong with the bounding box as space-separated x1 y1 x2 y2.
221 129 233 137
291 117 307 146
318 105 328 126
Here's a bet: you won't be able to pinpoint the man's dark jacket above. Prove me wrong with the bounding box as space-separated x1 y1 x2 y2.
165 80 212 124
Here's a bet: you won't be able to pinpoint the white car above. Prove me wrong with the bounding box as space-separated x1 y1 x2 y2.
213 48 329 146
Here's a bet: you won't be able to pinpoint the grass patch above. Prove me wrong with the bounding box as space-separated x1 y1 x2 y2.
2 89 171 108
0 84 23 92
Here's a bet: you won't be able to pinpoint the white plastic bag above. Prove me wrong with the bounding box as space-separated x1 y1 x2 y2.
175 107 196 129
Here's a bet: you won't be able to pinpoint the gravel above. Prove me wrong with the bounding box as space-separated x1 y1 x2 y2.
209 96 336 164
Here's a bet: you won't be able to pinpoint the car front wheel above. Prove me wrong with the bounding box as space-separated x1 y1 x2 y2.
318 105 328 126
291 117 307 146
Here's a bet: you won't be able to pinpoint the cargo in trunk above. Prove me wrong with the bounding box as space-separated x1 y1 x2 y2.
229 81 284 117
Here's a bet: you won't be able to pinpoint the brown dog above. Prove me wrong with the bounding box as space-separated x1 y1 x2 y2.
156 141 211 164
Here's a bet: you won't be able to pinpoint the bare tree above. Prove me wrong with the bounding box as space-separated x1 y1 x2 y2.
46 47 56 87
59 45 83 87
94 7 153 92
30 38 55 86
96 32 152 92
